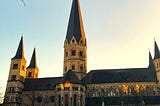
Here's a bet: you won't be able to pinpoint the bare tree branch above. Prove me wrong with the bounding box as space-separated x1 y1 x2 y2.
21 0 25 6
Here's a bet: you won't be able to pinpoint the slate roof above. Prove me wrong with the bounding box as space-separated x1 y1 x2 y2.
12 36 24 60
61 70 81 84
23 77 62 91
27 48 37 68
82 67 157 84
23 70 81 91
154 41 160 59
66 0 86 42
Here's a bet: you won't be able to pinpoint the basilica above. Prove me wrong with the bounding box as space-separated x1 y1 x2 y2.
3 0 160 106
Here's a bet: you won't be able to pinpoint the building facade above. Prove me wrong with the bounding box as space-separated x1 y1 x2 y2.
3 0 160 106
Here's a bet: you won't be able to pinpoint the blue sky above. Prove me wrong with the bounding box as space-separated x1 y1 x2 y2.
1 0 160 97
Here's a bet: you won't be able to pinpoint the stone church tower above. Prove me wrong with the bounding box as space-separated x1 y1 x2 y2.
4 37 26 106
63 0 87 79
153 40 160 82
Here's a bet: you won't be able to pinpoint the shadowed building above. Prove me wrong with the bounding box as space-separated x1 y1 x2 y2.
3 0 160 106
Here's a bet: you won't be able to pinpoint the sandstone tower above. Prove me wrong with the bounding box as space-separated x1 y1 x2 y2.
63 0 87 79
4 37 26 106
153 40 160 82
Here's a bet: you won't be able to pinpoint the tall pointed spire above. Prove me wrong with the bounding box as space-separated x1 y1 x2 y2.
148 51 158 81
154 40 160 59
27 48 37 68
66 0 86 43
12 36 24 59
149 51 154 68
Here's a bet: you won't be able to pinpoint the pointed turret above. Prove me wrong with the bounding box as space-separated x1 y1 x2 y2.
12 36 24 59
148 51 158 81
154 40 160 59
27 48 37 68
26 48 39 79
66 0 86 43
148 51 154 68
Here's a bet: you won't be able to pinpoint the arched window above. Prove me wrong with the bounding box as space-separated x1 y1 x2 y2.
72 65 75 70
79 51 83 57
28 72 32 77
71 50 76 56
73 95 76 106
80 65 83 71
65 52 68 57
37 96 42 103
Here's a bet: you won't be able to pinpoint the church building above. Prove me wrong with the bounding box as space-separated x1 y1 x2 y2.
3 0 160 106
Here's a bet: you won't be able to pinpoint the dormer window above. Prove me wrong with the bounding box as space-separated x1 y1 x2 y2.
72 39 75 43
80 40 83 44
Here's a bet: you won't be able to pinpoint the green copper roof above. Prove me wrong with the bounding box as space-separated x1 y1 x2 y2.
12 36 24 60
66 0 86 42
27 48 37 68
154 41 160 59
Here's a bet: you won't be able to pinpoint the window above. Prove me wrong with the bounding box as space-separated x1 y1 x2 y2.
73 95 77 106
11 75 16 81
79 51 83 57
10 96 14 101
37 96 42 103
72 65 75 70
50 96 55 103
73 87 78 91
35 73 38 78
72 39 75 43
13 64 18 69
80 40 83 44
9 87 14 93
22 65 25 70
65 52 68 57
28 72 32 77
71 50 76 56
65 95 69 106
58 95 61 106
15 96 19 102
80 65 83 71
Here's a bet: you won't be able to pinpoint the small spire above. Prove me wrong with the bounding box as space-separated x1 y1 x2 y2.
27 48 37 68
148 51 158 81
66 0 86 43
12 36 24 60
154 40 160 59
148 51 154 68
